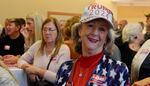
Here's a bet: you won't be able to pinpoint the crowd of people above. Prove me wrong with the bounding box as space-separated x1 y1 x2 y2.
0 1 150 86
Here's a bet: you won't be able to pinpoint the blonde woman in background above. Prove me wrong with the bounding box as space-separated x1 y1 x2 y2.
0 18 10 39
18 17 70 85
0 59 18 86
20 12 43 51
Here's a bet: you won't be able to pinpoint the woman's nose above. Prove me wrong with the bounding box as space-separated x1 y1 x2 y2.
92 27 99 35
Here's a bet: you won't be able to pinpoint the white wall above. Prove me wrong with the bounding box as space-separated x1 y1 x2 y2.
95 0 117 19
0 0 117 25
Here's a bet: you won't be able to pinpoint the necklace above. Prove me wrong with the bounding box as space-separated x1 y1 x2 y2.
78 62 87 78
71 52 103 86
78 66 90 78
79 73 83 77
77 60 96 78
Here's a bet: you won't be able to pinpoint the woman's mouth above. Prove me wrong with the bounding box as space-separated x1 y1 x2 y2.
87 37 98 43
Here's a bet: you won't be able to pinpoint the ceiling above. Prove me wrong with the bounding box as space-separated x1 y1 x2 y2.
112 0 150 6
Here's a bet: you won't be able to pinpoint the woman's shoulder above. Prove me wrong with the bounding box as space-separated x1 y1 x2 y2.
60 44 70 48
59 44 70 50
30 40 42 47
57 60 73 76
60 60 73 68
25 40 41 52
33 40 42 45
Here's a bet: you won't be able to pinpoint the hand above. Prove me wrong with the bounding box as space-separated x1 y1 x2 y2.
24 65 45 78
132 77 150 86
20 28 31 48
28 74 38 82
24 64 39 74
20 28 30 39
3 55 18 65
19 63 30 69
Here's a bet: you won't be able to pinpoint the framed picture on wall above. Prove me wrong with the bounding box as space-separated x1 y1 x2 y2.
47 11 81 29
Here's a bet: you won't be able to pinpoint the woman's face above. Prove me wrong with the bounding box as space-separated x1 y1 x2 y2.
26 19 35 36
6 22 19 36
42 22 57 44
79 19 110 55
137 30 145 44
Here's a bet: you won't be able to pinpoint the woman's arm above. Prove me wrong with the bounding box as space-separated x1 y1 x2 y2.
132 77 150 86
18 41 41 68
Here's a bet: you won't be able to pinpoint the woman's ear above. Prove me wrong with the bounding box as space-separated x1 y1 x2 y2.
16 25 21 31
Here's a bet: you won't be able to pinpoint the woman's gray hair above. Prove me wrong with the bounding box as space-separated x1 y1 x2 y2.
122 23 143 43
71 23 82 54
71 23 81 42
105 27 114 55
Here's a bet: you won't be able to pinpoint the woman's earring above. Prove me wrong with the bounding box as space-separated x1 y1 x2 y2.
78 38 81 42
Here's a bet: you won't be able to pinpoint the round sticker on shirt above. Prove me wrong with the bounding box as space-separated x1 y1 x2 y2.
4 45 10 50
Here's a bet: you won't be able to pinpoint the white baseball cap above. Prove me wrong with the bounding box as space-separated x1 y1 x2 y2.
80 3 114 28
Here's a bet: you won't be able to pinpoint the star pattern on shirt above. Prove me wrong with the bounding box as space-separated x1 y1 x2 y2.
108 59 113 64
62 82 66 86
67 71 71 76
103 55 106 61
110 69 117 79
119 73 124 82
56 55 129 86
120 80 125 86
58 77 63 84
62 64 68 71
102 68 107 76
125 66 129 72
117 61 122 65
96 64 100 73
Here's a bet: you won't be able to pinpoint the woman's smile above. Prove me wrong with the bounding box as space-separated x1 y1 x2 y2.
87 36 98 43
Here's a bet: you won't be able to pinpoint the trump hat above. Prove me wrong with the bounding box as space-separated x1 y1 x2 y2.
80 3 114 28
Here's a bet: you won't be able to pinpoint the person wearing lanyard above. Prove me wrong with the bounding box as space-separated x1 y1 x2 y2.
18 17 71 85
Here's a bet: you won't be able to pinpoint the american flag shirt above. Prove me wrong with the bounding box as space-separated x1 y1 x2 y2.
55 54 130 86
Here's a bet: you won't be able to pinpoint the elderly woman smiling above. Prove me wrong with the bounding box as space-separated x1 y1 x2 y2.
55 2 130 86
